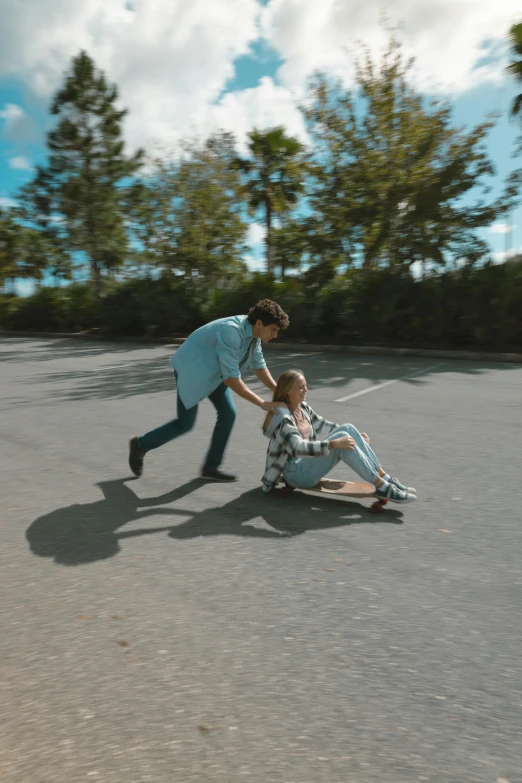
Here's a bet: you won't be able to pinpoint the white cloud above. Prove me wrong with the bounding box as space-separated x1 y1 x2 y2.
0 0 519 159
409 260 422 279
0 102 37 144
0 0 261 153
0 196 17 210
492 247 521 263
261 0 520 95
247 221 266 248
0 103 27 138
245 223 267 271
0 103 25 122
489 221 515 234
243 253 265 272
8 156 32 170
210 77 307 154
13 279 36 297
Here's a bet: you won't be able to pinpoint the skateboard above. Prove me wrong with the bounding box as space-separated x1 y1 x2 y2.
278 477 388 514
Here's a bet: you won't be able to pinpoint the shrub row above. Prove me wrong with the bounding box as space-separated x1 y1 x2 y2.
1 260 521 351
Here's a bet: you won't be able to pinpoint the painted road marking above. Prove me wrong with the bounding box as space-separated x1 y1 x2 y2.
333 363 445 403
89 363 136 372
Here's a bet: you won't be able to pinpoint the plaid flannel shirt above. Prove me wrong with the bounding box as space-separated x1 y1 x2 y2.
261 402 338 493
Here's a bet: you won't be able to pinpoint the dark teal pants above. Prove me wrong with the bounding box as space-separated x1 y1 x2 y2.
138 373 236 470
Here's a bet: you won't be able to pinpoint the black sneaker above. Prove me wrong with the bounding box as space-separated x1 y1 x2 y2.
201 468 237 482
389 476 417 494
376 483 416 504
129 436 145 477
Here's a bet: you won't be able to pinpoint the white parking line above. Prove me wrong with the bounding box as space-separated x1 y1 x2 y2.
89 364 135 372
334 363 445 403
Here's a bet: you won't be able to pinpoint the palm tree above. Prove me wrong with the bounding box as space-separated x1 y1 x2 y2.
507 22 522 119
272 219 306 278
235 127 304 275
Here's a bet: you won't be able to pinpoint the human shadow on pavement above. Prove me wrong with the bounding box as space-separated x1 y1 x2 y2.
26 478 403 566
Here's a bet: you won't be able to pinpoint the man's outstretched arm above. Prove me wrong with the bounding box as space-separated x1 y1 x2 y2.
224 377 282 412
253 367 277 392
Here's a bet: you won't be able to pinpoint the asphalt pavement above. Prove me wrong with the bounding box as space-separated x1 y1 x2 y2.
1 336 521 783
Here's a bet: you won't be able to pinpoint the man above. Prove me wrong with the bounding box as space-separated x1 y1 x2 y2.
129 299 290 482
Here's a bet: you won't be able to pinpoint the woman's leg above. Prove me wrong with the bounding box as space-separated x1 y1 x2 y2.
283 424 382 489
283 451 342 489
335 424 382 475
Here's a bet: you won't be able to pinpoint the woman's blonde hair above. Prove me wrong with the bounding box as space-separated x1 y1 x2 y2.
262 369 304 433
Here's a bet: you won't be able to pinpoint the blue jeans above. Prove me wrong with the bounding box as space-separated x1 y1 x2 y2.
283 424 381 489
138 373 236 471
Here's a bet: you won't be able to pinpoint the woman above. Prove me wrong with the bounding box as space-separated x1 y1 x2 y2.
261 369 416 503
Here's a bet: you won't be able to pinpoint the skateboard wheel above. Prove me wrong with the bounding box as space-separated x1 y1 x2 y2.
370 501 383 514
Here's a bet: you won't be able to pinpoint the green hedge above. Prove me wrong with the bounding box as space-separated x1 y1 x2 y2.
1 261 521 351
0 285 98 333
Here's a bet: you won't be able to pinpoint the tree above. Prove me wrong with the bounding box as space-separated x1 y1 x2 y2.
302 33 522 272
507 22 522 121
234 127 305 275
272 218 307 278
16 228 71 289
130 132 248 284
25 50 143 295
16 170 71 287
0 209 20 293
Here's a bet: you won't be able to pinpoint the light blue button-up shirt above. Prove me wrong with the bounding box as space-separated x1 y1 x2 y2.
171 315 267 409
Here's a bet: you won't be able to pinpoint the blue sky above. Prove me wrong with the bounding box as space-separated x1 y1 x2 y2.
1 0 521 287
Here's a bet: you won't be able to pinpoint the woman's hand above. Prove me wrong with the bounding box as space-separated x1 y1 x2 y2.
329 435 356 451
361 432 370 444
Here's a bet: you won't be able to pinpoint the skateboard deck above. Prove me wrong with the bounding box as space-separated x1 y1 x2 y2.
278 478 388 514
312 478 376 497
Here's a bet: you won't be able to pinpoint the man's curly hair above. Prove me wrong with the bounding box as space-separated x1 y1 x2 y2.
247 299 290 331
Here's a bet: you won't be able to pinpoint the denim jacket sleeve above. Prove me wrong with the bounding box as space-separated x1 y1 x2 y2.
215 325 243 380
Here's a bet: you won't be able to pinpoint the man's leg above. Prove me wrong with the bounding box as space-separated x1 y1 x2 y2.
129 384 198 476
202 383 237 480
139 391 198 452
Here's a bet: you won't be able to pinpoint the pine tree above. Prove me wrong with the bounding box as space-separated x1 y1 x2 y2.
507 22 522 121
34 51 143 294
16 168 71 286
0 209 20 293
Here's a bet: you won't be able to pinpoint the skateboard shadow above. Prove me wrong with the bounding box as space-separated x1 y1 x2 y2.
26 478 404 566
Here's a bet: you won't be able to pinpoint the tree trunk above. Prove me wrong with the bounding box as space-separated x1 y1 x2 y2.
91 255 101 296
87 205 102 297
265 195 274 276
